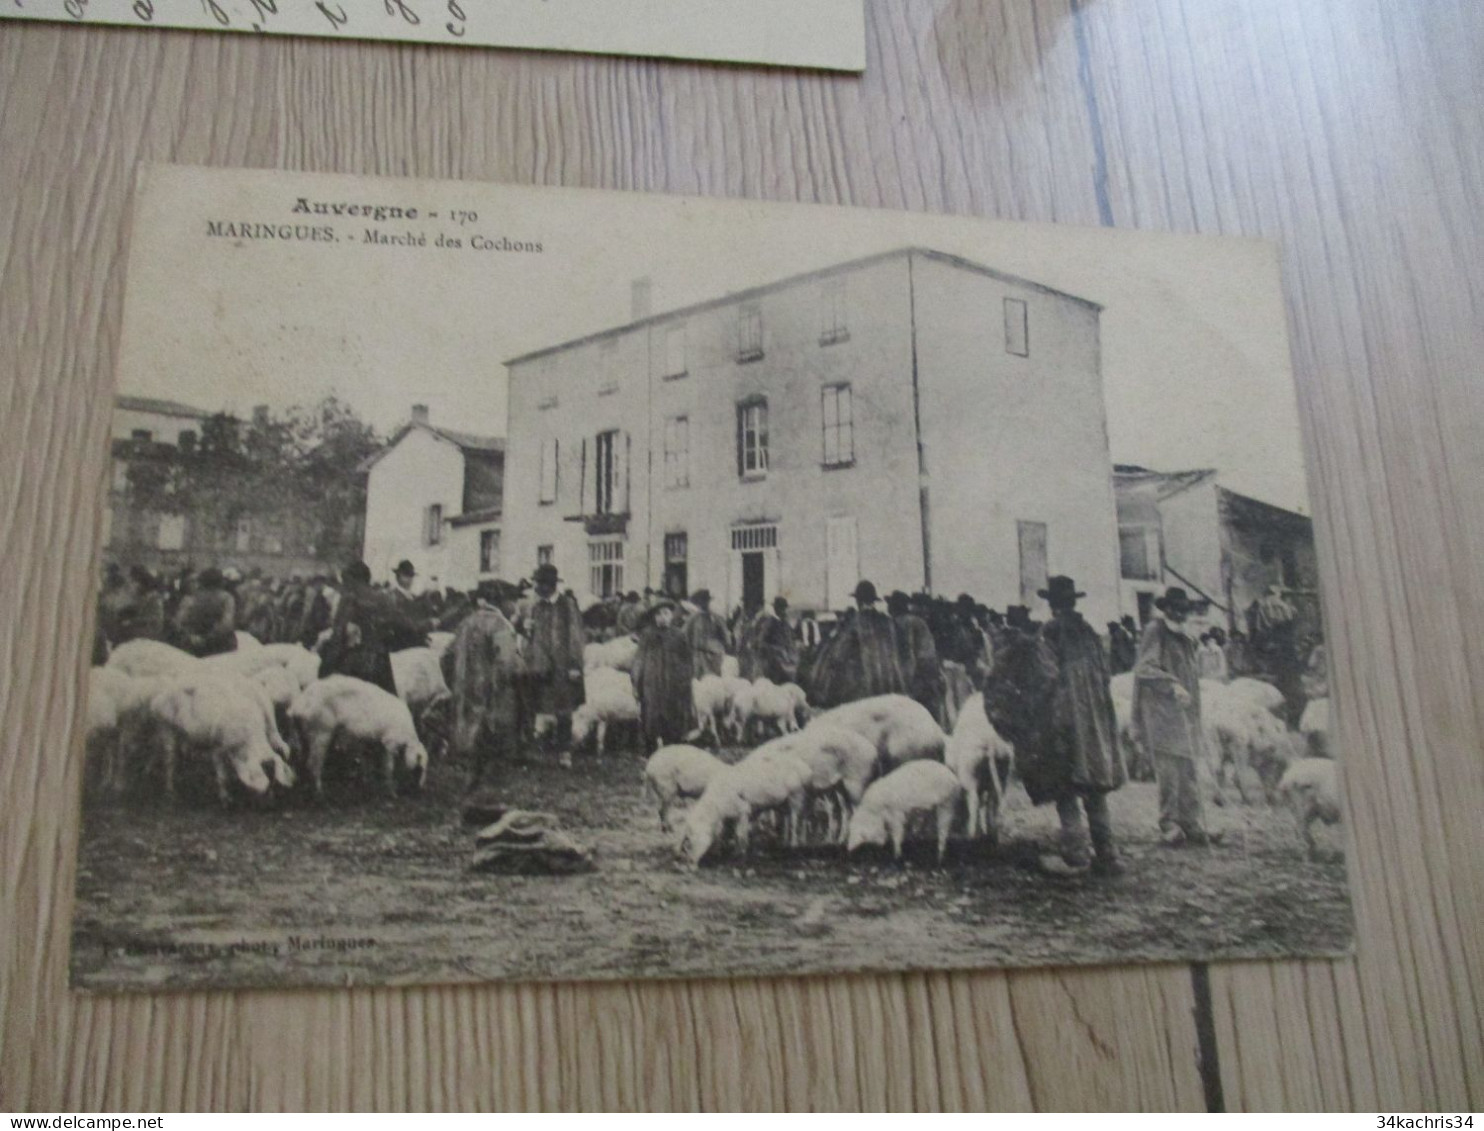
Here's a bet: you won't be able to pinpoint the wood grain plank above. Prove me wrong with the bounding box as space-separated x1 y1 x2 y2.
1076 0 1484 1109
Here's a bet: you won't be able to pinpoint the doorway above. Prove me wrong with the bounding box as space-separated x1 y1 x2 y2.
741 551 765 613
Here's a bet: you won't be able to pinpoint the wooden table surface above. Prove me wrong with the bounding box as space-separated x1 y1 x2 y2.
2 0 1482 1111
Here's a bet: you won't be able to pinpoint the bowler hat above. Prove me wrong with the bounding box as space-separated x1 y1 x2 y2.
1154 586 1194 613
1005 605 1033 630
852 580 879 604
342 561 372 586
395 559 416 577
773 595 789 611
1037 575 1086 604
691 588 712 605
532 563 561 587
198 567 225 589
886 590 910 614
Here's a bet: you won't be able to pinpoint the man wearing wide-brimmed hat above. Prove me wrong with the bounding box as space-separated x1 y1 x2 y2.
1133 586 1219 847
1031 575 1125 876
449 579 526 788
523 562 586 757
682 588 732 679
806 580 906 708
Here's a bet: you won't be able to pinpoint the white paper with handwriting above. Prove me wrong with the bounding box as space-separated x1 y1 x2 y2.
1 0 867 71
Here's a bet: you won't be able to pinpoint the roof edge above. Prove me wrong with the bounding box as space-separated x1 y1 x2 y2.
503 247 1101 368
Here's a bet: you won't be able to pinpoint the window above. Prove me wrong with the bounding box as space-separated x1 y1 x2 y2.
664 532 688 597
594 429 624 515
425 503 444 547
1004 297 1029 357
598 343 619 396
480 530 501 575
157 513 185 551
663 325 687 379
588 538 625 598
820 279 848 345
736 399 768 478
537 544 554 568
538 437 559 505
1119 525 1159 581
737 305 763 362
131 429 153 442
821 384 854 466
235 516 252 552
663 415 690 488
730 524 778 551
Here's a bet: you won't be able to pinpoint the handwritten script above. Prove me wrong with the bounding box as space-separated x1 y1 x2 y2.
0 0 867 71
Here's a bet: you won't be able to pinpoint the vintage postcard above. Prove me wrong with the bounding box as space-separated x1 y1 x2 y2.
73 165 1350 991
1 0 866 72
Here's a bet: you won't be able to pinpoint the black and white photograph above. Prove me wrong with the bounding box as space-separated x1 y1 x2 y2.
73 165 1351 991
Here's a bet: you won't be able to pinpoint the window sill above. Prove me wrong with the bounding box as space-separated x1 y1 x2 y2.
736 349 765 364
819 330 850 347
821 460 856 471
662 370 689 382
740 471 768 483
538 500 556 507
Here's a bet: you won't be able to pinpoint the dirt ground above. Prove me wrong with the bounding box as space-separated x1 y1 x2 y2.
70 740 1354 992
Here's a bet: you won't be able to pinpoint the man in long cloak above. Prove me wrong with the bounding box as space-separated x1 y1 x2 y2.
320 560 425 694
888 590 947 725
806 581 905 708
523 563 587 756
1032 576 1126 875
683 588 733 679
741 596 799 684
111 565 166 645
1133 586 1219 847
173 567 238 657
450 580 525 788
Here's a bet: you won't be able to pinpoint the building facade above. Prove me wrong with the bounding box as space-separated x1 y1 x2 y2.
360 406 504 591
502 248 1120 624
1114 466 1320 636
106 395 340 576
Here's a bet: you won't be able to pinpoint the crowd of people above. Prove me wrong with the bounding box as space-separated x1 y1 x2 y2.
94 554 1323 875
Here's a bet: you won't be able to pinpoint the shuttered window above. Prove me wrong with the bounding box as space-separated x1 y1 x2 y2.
736 399 768 478
821 384 854 466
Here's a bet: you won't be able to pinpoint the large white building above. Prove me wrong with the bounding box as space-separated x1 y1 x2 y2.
502 248 1121 624
360 406 504 591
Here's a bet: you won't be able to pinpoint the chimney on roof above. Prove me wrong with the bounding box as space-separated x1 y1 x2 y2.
411 404 429 425
631 277 652 321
